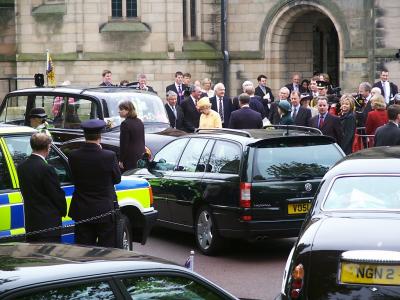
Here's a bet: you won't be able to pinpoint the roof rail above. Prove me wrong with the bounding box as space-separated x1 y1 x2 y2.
195 128 252 137
263 125 322 136
79 86 151 95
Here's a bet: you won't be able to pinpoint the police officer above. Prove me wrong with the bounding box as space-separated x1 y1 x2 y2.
29 107 51 136
68 120 121 247
17 133 66 242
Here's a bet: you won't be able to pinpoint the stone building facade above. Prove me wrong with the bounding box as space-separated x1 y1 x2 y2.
0 0 399 98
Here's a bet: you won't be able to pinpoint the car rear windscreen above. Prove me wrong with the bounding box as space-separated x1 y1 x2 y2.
252 143 343 181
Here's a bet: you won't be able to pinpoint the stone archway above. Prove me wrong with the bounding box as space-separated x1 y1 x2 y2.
261 2 349 91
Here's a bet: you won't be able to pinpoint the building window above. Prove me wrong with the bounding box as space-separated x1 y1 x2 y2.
183 0 200 39
112 0 137 18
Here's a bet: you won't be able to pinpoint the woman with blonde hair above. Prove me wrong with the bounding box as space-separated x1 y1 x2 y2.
197 97 222 129
370 87 382 97
339 94 356 154
118 100 145 171
202 78 214 98
365 94 388 146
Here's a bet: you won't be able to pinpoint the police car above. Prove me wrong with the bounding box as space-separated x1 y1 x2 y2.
0 124 157 250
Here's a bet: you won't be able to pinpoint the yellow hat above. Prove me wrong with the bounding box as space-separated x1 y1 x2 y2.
196 97 211 109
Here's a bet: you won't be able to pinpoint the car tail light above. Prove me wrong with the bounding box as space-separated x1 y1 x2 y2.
240 182 251 208
290 264 304 299
149 186 154 206
240 182 252 221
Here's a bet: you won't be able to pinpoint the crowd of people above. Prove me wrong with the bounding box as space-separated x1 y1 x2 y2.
99 68 400 155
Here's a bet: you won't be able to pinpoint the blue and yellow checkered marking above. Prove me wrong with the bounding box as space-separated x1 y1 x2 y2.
1 178 152 242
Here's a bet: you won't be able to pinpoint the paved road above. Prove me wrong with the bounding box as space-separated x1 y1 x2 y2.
135 227 296 300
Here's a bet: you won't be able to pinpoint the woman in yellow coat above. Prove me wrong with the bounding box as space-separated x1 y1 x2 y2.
197 97 222 129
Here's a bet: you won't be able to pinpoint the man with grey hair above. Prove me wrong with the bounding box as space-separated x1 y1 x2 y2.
358 82 373 127
233 81 265 118
229 93 263 129
17 133 66 242
165 90 184 129
127 73 156 94
180 84 202 132
269 86 291 124
285 73 306 94
210 82 233 128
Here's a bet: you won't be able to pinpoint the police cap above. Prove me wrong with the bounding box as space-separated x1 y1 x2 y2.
81 119 106 134
29 107 47 118
316 80 328 89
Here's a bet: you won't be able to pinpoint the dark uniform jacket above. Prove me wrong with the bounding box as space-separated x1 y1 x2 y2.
374 122 400 147
17 154 66 238
120 117 145 170
285 83 307 94
310 113 344 147
373 81 398 101
68 143 121 222
340 112 356 155
180 97 201 132
229 107 263 129
255 85 274 117
210 95 233 128
165 104 184 129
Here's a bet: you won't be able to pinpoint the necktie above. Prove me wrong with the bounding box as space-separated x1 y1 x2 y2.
219 97 224 122
178 85 183 103
292 107 298 120
294 84 298 92
319 115 324 128
172 106 177 118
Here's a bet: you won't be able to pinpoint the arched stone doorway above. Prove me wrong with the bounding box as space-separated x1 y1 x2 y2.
263 2 347 91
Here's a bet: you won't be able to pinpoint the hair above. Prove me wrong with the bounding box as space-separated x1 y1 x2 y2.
257 74 267 81
290 91 301 98
319 73 330 83
190 84 201 93
244 85 255 95
137 73 147 80
213 82 225 92
238 93 250 105
371 87 382 95
196 97 211 109
292 72 301 79
120 79 129 86
102 69 111 77
30 133 52 151
339 94 355 112
380 68 389 74
166 90 177 98
279 87 290 95
84 132 101 141
118 100 137 119
242 80 254 90
387 104 400 121
175 71 183 77
359 82 372 92
371 94 386 110
301 79 310 86
202 78 212 87
311 75 319 82
317 96 328 104
183 72 191 78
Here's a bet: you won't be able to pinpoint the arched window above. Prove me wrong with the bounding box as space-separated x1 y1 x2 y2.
112 0 137 18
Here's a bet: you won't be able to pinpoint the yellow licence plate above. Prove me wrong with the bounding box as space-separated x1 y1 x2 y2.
287 203 311 214
340 263 400 285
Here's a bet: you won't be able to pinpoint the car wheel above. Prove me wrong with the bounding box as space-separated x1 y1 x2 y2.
195 206 223 255
116 214 133 251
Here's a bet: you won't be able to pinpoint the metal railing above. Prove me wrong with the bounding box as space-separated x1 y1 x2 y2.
353 127 375 151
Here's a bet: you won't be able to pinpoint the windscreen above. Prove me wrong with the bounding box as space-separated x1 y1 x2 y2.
252 143 343 181
91 92 169 127
323 176 400 211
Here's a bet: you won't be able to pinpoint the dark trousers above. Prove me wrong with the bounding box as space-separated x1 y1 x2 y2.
74 221 116 248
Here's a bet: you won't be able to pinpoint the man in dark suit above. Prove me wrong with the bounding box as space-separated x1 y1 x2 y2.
373 69 398 104
229 93 263 129
255 74 274 117
126 73 157 94
285 73 306 94
17 133 66 242
374 104 400 146
180 85 202 132
310 97 344 147
166 71 187 105
290 91 311 127
68 120 121 247
165 90 184 129
210 82 233 128
99 69 114 86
